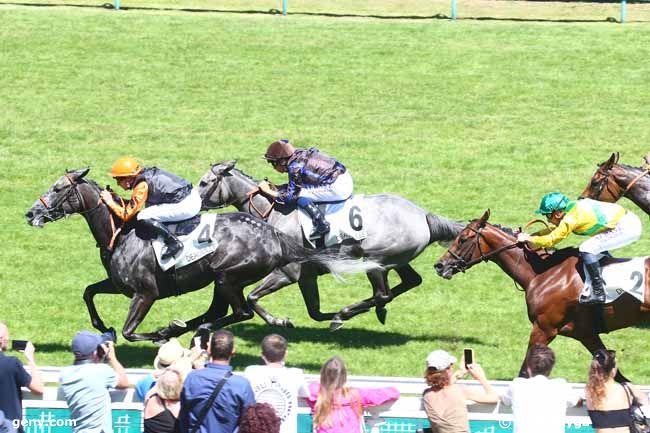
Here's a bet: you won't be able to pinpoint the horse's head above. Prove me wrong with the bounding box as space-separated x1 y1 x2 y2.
434 209 492 279
25 168 92 227
579 152 622 202
197 160 238 210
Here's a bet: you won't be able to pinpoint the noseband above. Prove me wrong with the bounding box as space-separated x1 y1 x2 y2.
447 225 519 272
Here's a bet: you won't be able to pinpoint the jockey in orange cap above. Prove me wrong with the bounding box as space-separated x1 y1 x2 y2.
100 157 202 260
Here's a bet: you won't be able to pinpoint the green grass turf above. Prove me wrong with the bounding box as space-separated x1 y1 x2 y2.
2 4 650 383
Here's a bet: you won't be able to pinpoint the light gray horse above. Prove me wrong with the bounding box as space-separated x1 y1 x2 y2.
198 160 463 330
25 168 373 342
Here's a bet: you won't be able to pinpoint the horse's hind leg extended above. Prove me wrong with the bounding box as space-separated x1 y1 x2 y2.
329 265 424 330
83 279 122 334
247 268 298 327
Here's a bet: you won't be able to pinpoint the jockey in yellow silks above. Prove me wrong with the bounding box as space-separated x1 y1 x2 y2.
517 192 642 305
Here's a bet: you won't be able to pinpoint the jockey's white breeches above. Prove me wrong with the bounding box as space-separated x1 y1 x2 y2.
579 211 642 255
299 171 353 202
137 189 202 223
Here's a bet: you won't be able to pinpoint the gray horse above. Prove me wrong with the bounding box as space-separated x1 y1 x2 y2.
198 160 463 330
25 168 371 342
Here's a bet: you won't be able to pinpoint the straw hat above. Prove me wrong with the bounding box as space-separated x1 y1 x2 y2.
153 338 191 371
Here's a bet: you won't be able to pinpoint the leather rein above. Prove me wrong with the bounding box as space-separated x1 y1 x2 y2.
447 225 520 271
202 168 275 220
594 166 650 201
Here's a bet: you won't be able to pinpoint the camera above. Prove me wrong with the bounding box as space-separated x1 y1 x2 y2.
96 330 117 362
11 340 28 351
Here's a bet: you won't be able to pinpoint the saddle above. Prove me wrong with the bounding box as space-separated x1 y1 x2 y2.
526 248 646 304
162 215 201 236
297 195 367 248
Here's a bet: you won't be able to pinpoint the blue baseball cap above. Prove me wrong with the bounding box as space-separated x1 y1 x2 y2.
71 330 105 358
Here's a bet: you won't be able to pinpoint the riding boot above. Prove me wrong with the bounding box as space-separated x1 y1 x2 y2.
301 202 330 240
582 262 606 305
140 219 183 260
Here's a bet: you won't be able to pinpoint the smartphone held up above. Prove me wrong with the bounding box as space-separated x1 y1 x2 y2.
463 348 474 367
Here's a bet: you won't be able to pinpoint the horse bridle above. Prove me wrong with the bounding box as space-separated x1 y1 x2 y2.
447 224 520 272
202 166 275 220
591 165 650 201
38 173 96 220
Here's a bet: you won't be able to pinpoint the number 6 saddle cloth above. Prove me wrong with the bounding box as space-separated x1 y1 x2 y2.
581 256 648 304
298 194 368 249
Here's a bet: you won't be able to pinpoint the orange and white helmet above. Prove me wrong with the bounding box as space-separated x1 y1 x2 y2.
108 157 142 178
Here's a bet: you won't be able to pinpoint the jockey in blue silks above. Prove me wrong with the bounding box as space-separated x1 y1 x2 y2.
259 139 353 240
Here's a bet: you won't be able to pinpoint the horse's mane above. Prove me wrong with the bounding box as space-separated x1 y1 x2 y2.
487 222 580 274
492 223 516 237
232 168 259 184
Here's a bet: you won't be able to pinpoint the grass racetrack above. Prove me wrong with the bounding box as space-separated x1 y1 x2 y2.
2 1 650 383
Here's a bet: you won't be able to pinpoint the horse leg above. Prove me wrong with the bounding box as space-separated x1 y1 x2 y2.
578 334 631 383
390 264 423 298
198 279 254 332
330 296 379 331
370 265 423 324
158 283 231 341
298 269 338 322
83 278 121 334
518 322 557 377
247 269 298 328
121 293 160 342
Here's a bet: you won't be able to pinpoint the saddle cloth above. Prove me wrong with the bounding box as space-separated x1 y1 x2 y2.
298 194 368 248
581 256 647 303
152 213 219 271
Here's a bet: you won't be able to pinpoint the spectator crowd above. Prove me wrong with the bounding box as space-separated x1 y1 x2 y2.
1 319 649 433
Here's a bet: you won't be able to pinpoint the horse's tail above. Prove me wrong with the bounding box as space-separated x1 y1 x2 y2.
426 213 464 247
278 234 382 279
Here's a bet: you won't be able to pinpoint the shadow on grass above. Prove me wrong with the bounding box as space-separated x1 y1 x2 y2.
230 322 485 348
3 2 648 24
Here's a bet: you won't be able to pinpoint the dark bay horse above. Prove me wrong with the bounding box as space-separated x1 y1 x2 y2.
25 168 369 342
198 160 463 330
580 152 650 214
434 209 650 381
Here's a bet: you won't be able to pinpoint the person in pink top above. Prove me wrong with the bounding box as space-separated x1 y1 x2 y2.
307 356 400 433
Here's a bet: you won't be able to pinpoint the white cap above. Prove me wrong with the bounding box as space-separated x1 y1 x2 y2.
426 350 457 370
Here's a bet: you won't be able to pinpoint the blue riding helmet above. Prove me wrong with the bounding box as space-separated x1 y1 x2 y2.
535 192 569 215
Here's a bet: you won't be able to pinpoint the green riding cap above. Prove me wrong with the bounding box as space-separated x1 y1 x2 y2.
535 192 570 215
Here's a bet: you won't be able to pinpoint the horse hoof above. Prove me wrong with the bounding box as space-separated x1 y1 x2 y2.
106 327 118 343
169 319 187 331
376 307 388 325
330 319 344 332
283 318 295 328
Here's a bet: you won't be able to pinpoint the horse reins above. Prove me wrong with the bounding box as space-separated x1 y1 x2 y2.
595 166 650 201
245 188 275 220
448 225 520 271
41 173 122 250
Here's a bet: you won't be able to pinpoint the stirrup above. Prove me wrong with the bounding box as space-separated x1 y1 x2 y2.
161 242 182 260
579 290 606 305
309 225 330 240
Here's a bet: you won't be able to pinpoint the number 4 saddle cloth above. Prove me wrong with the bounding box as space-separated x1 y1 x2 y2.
298 194 368 249
152 213 219 271
581 256 648 303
